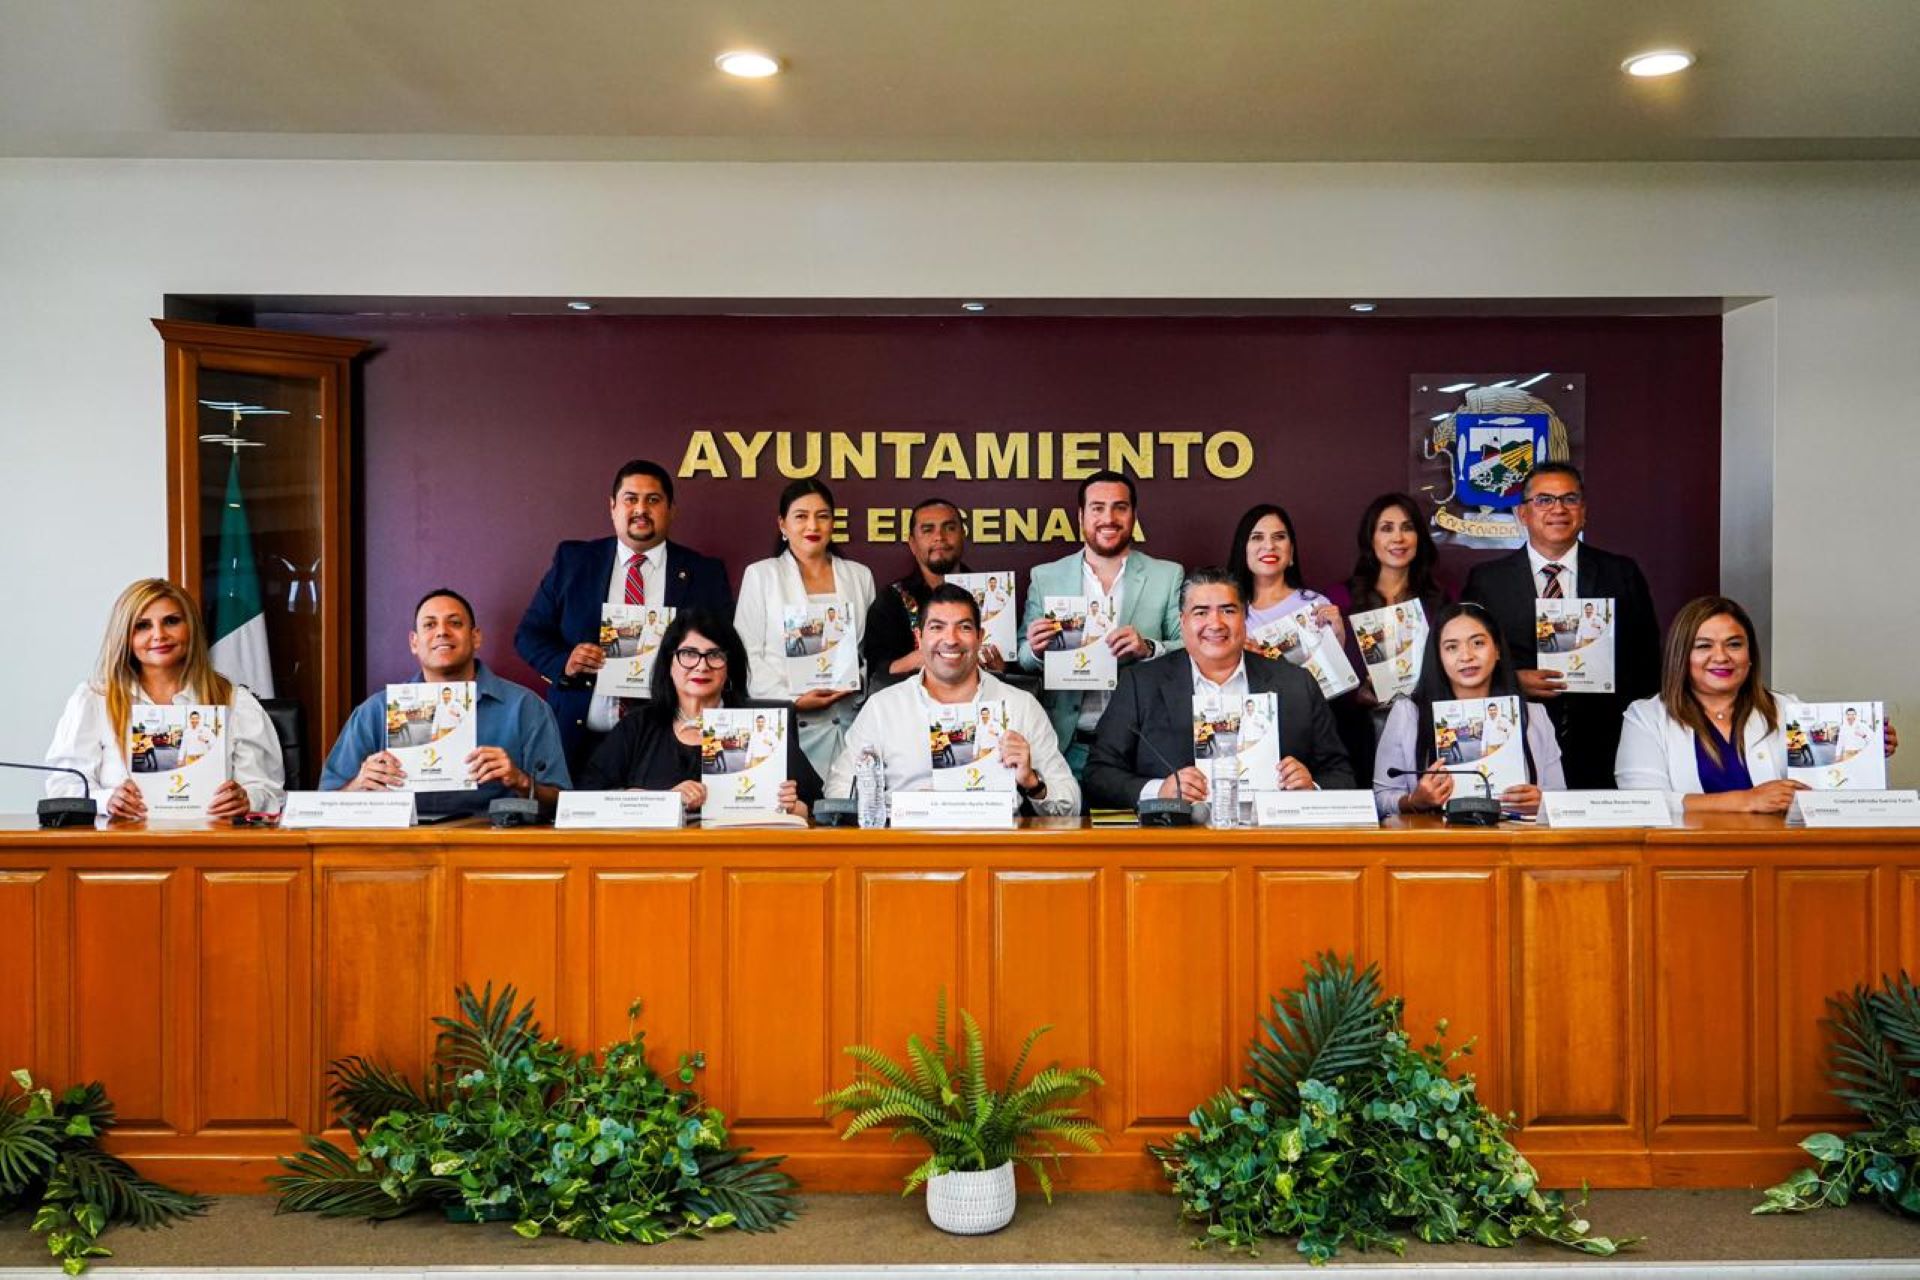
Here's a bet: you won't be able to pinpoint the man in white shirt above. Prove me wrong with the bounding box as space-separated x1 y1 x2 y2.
828 585 1080 816
1481 701 1514 756
430 684 467 740
178 709 217 767
1837 706 1877 762
1575 601 1608 648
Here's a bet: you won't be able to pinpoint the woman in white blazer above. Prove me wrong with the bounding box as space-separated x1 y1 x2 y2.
1615 595 1896 813
733 479 877 776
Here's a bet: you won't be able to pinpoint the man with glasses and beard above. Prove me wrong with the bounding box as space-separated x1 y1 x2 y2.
1463 462 1660 789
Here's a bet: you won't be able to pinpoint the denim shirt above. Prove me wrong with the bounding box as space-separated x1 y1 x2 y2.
319 661 571 816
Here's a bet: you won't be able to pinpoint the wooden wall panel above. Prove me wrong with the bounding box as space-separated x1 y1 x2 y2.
1775 869 1876 1127
1653 870 1755 1127
1386 870 1506 1110
589 871 698 1072
857 871 965 1059
72 871 173 1129
0 871 47 1077
198 871 306 1130
726 871 832 1125
1124 870 1233 1128
319 868 437 1098
1517 869 1636 1128
452 870 567 1038
1898 870 1920 983
1256 869 1366 1011
992 872 1099 1085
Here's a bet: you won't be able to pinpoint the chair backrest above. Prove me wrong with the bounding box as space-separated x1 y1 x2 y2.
259 698 307 791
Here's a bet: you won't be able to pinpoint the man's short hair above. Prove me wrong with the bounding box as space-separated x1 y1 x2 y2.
922 583 983 629
1076 469 1137 509
908 496 967 531
1178 565 1244 612
1523 461 1584 498
413 588 477 628
611 458 675 504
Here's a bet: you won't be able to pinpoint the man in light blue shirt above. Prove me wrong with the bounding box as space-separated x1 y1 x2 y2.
1019 470 1184 776
321 588 570 817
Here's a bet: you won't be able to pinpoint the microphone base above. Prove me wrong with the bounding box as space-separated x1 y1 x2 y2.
1443 796 1503 827
1138 798 1195 828
37 797 98 829
812 798 860 828
488 797 544 829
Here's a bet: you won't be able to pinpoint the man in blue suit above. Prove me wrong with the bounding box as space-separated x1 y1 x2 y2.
515 459 733 773
1019 470 1184 777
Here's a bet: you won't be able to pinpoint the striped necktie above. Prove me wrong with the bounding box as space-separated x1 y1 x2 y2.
1540 562 1565 599
624 554 645 605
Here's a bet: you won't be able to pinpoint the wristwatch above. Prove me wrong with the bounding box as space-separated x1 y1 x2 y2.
1018 776 1048 800
1142 638 1158 659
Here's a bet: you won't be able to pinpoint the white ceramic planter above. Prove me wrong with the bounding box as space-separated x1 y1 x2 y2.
925 1160 1016 1234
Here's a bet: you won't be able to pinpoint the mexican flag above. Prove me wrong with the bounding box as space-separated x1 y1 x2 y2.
209 453 275 697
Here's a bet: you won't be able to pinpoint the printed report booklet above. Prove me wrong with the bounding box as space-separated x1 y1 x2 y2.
1431 695 1526 796
385 682 478 792
945 572 1018 661
1042 595 1118 691
1533 597 1615 693
929 699 1018 793
593 604 676 698
1193 691 1281 793
126 703 229 814
1786 700 1888 790
1251 603 1360 699
1351 601 1428 701
782 598 859 692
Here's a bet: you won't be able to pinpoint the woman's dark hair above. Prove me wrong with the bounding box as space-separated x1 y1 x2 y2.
641 608 752 723
1226 503 1305 604
1660 595 1777 768
773 478 837 558
1410 602 1538 782
1345 493 1443 615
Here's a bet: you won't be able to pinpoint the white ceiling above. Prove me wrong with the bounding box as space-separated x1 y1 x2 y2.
4 0 1918 162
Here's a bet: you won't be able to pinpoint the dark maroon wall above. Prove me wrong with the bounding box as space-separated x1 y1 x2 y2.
263 314 1721 695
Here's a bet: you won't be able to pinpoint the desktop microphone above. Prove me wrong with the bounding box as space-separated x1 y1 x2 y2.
1 761 98 828
1384 766 1502 827
1131 727 1197 827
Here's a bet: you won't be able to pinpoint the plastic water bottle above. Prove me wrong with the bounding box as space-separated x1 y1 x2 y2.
1210 753 1240 829
855 747 888 829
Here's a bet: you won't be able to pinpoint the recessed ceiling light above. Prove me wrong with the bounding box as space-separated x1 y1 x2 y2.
566 301 593 311
715 50 782 78
961 301 989 313
1622 50 1694 78
1348 302 1377 313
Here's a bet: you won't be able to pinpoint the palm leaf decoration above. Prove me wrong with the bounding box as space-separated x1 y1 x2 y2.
53 1146 207 1230
268 1133 419 1220
1830 983 1906 1131
329 1056 437 1130
818 989 1104 1202
684 1147 798 1233
1247 953 1390 1112
432 981 540 1076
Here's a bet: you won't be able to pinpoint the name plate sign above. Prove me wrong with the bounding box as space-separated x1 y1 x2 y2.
1789 790 1920 828
890 791 1018 831
1253 791 1380 829
1542 791 1675 829
280 792 416 829
555 791 685 830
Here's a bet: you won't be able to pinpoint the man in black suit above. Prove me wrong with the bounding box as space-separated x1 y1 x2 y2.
1462 462 1660 790
514 459 733 772
1083 566 1354 811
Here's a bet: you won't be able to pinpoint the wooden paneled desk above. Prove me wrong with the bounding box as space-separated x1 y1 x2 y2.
0 815 1912 1193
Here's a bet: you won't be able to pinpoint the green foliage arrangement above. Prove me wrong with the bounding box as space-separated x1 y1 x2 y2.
817 990 1104 1199
1151 955 1635 1263
1756 972 1920 1216
0 1069 209 1274
270 983 795 1243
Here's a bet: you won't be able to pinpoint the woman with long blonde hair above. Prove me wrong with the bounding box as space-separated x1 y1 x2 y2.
45 578 285 819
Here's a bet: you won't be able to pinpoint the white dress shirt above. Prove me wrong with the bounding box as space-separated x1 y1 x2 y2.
587 542 667 732
1139 657 1252 804
1075 554 1128 733
44 681 287 813
824 669 1080 816
1373 695 1565 817
1526 542 1580 597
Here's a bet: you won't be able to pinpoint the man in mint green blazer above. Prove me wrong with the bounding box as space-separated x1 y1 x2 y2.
1019 471 1184 776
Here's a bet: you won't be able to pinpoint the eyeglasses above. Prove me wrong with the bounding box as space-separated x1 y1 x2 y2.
1524 491 1585 510
672 647 729 669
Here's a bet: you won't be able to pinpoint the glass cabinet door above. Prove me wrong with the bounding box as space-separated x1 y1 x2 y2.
155 321 369 787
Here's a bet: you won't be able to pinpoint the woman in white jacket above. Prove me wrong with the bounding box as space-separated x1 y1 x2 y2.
1615 595 1896 813
733 479 876 776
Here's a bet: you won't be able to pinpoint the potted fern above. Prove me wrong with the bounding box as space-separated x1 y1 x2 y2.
818 991 1103 1234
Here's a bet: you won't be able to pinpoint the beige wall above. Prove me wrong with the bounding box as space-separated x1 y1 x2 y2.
2 158 1915 793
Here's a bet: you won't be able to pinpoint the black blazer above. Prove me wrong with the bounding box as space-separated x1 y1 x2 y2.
1083 650 1356 811
514 536 734 765
578 700 823 807
1461 542 1660 790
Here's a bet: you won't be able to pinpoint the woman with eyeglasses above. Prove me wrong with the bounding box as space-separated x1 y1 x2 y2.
578 609 820 818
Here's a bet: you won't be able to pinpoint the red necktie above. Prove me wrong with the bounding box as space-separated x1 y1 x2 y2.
1540 563 1565 599
624 555 645 605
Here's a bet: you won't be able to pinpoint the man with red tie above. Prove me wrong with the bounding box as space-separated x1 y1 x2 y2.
1462 462 1659 790
515 459 733 774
